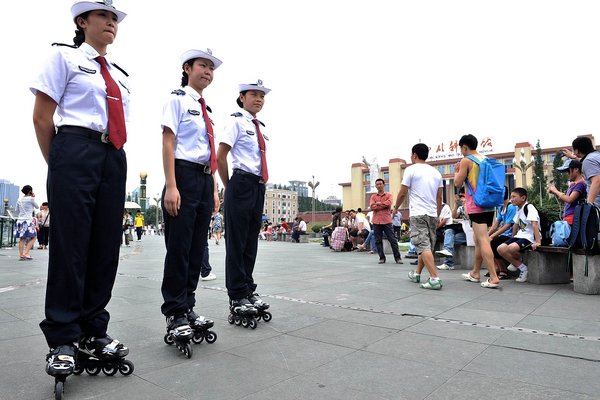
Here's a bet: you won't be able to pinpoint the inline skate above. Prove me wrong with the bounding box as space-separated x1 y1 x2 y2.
46 344 76 400
188 310 217 345
228 298 258 329
163 314 193 358
247 292 272 323
74 335 134 377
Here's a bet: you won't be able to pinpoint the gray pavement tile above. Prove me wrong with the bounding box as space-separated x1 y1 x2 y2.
436 307 527 327
326 308 423 331
289 319 397 350
63 376 183 400
405 319 505 344
366 331 488 370
531 294 600 322
240 373 393 400
381 295 460 317
458 298 542 314
516 315 600 337
227 333 356 373
0 308 19 323
139 351 297 400
0 319 44 340
301 350 456 400
425 370 596 400
464 346 600 396
492 330 600 361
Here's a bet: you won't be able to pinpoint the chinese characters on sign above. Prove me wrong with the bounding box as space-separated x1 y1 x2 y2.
429 137 494 160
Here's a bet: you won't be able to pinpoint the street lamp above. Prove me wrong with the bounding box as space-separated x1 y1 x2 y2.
139 172 148 213
513 148 536 199
308 175 320 224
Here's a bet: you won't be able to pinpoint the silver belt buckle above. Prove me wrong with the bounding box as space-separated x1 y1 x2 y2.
101 133 111 144
203 165 211 174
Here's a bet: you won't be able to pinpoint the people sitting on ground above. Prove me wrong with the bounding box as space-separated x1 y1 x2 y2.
358 209 376 253
436 189 468 270
292 216 307 243
548 159 586 225
487 187 517 279
349 209 370 249
497 187 542 283
435 201 452 250
322 206 343 248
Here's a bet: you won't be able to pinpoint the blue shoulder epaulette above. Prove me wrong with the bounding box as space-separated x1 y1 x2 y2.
257 120 266 127
171 89 185 96
206 105 212 113
51 42 77 49
231 112 243 117
111 62 129 77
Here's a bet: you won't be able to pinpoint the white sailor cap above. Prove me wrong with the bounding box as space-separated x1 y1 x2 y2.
71 1 127 23
238 79 271 95
180 49 223 70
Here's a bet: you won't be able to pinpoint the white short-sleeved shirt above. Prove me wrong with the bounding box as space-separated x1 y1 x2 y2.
219 109 266 176
438 204 452 226
355 213 371 231
161 86 212 165
16 197 39 221
30 43 131 133
513 203 540 243
401 163 443 217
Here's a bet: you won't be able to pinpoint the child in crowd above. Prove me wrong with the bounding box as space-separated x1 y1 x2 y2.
496 187 541 283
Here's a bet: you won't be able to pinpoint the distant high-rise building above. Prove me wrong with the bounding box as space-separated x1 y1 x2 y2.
0 179 19 215
322 195 342 207
288 180 309 198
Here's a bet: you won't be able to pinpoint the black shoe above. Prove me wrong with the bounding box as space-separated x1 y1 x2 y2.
79 335 129 359
46 344 76 376
410 260 418 265
378 259 386 264
395 257 403 264
187 310 214 330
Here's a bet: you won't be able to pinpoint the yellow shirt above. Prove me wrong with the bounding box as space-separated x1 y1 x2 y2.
134 215 144 228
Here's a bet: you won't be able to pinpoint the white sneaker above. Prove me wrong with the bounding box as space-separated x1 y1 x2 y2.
507 264 518 272
435 249 453 257
436 263 454 270
201 273 217 281
515 270 528 283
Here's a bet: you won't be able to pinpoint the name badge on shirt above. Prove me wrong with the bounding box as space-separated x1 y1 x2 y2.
263 134 269 141
188 109 201 116
245 130 255 136
78 66 97 74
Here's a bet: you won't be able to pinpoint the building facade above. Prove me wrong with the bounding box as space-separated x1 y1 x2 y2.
341 135 596 216
288 180 309 198
264 188 299 224
0 179 19 215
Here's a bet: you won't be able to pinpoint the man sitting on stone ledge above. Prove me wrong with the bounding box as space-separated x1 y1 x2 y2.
436 189 468 270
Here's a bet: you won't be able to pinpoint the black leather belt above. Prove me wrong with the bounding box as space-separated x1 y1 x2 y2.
57 125 111 144
233 168 264 183
175 159 211 175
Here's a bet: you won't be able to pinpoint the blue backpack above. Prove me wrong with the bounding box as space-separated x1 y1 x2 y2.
550 220 570 247
465 155 506 208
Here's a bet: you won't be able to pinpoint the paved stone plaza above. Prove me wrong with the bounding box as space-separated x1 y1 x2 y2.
1 236 599 399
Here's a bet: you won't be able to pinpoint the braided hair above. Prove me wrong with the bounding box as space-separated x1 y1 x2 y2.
72 11 91 47
180 58 197 87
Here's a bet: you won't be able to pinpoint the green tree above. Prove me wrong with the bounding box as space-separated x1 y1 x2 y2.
529 140 548 206
551 151 568 193
144 205 162 228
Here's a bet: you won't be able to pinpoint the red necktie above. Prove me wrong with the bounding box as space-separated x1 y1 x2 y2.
199 98 217 174
253 119 269 183
96 56 126 149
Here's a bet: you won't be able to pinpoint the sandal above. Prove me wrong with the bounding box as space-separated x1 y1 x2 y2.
498 272 510 280
461 272 480 283
481 278 500 288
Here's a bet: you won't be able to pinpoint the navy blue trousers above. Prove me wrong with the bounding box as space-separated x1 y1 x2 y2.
40 132 126 348
161 165 213 316
224 172 265 300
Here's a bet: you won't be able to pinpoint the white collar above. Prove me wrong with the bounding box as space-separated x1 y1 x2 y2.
183 86 202 102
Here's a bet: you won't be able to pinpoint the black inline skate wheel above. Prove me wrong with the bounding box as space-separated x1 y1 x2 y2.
262 311 272 322
249 318 257 329
163 334 174 346
54 380 64 400
73 364 83 375
86 366 101 376
205 331 217 344
234 315 242 326
192 334 204 344
119 360 134 376
184 343 193 359
241 317 249 328
227 314 234 324
102 366 118 376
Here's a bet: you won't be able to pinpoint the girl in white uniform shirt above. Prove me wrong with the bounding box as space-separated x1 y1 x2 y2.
217 80 272 320
160 49 221 349
15 185 39 260
31 0 130 378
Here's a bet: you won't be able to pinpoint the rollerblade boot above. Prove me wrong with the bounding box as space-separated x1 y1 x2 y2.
46 344 76 400
188 310 217 345
76 335 134 377
228 298 258 329
248 292 272 323
164 314 193 358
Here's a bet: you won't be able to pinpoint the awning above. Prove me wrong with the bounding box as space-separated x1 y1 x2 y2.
124 201 141 210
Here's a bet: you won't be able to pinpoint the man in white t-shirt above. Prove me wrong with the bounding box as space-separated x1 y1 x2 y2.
393 143 443 290
497 187 541 283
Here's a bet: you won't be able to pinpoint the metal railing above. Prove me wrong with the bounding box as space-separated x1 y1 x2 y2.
0 216 17 248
